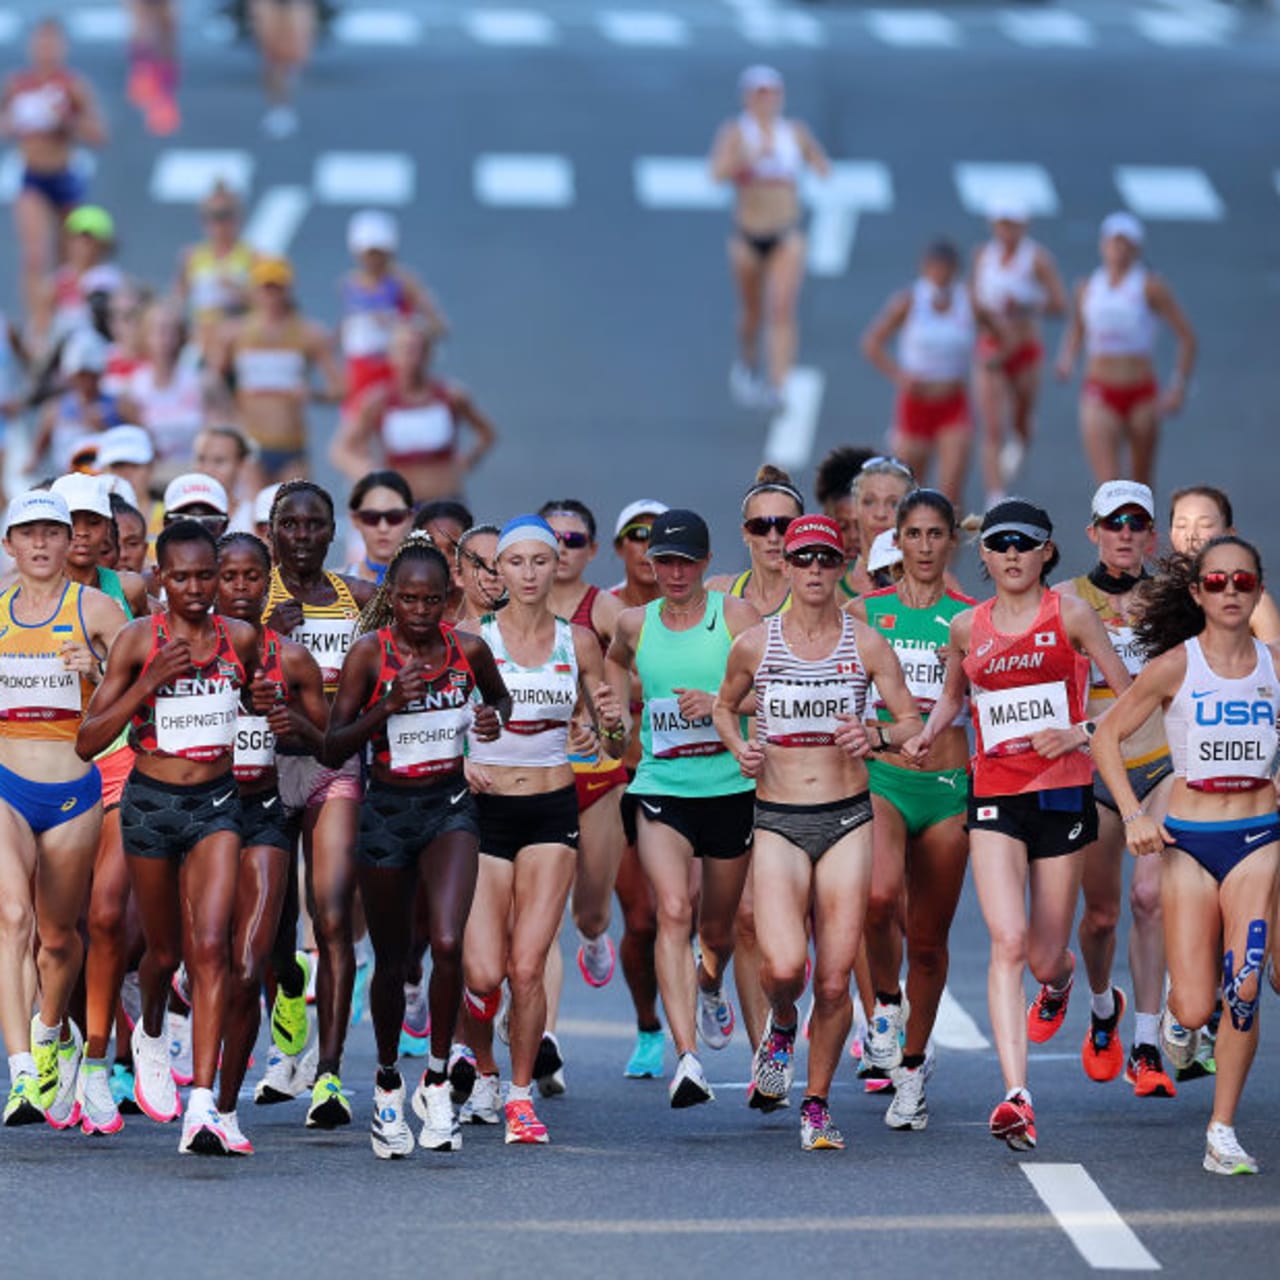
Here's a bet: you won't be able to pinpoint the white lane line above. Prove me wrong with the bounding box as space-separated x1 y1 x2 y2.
474 154 575 208
634 157 729 210
1022 1165 1161 1271
763 367 824 471
998 11 1095 48
243 186 312 256
598 11 690 47
464 10 558 46
954 163 1061 218
1134 10 1233 46
738 10 826 47
866 9 961 47
0 11 20 44
805 161 894 277
0 149 22 202
934 985 990 1049
332 9 423 45
1113 165 1224 221
150 149 253 203
314 152 415 205
67 7 130 42
808 208 859 278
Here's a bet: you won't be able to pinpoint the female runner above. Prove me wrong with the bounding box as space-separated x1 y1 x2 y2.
176 181 254 359
344 469 414 586
715 515 920 1150
904 499 1129 1150
840 456 917 601
1094 536 1278 1175
814 446 875 590
451 524 504 626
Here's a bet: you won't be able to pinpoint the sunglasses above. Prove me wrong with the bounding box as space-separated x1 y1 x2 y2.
982 531 1045 555
1199 570 1259 594
167 512 227 532
204 208 237 222
555 530 591 549
461 550 498 575
786 548 844 569
1098 512 1153 534
743 515 794 537
617 523 652 544
353 507 413 529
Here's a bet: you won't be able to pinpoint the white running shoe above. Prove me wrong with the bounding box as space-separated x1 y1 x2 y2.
46 1020 84 1129
413 1079 462 1151
696 985 735 1051
167 1007 193 1086
179 1087 229 1156
1161 1005 1199 1072
371 1083 415 1159
730 361 760 407
1204 1122 1258 1175
885 1064 928 1131
865 996 908 1072
460 1073 501 1125
577 931 616 988
119 971 141 1029
78 1062 123 1136
401 975 429 1041
669 1053 714 1109
999 438 1026 487
220 1109 254 1156
131 1023 179 1123
496 982 511 1046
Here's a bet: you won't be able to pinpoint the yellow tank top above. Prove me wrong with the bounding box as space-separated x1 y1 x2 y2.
0 580 99 742
730 569 791 617
187 241 254 321
265 568 360 695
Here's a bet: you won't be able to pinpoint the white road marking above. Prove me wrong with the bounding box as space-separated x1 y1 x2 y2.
332 9 423 45
866 9 961 47
0 148 22 202
67 7 130 42
933 985 990 1050
954 163 1061 218
150 149 253 203
805 161 894 277
1113 165 1224 220
634 157 729 210
1022 1164 1161 1271
464 10 558 46
314 152 415 205
244 186 312 256
998 11 1095 48
738 10 826 47
474 154 575 208
1134 10 1233 46
598 11 690 47
763 367 824 470
0 11 20 44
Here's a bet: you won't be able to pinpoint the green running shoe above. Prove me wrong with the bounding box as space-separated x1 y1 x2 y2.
306 1073 352 1129
31 1017 60 1110
271 950 312 1056
4 1074 45 1126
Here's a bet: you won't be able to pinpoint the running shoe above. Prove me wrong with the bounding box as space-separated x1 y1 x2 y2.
110 1063 140 1114
729 361 760 408
304 948 319 1004
696 984 736 1051
999 438 1026 488
254 1045 307 1105
504 1097 549 1145
463 985 501 1022
131 1023 180 1123
859 1064 895 1094
1160 1006 1199 1072
1081 988 1127 1083
371 1082 415 1160
414 1080 462 1151
400 973 429 1053
1124 1043 1176 1099
219 1110 254 1156
46 1021 84 1129
749 1012 795 1109
534 1033 566 1098
989 1090 1036 1151
448 1044 477 1105
460 1073 501 1125
78 1062 124 1136
271 951 312 1055
167 1007 193 1086
1204 1122 1258 1176
31 1017 60 1109
3 1075 44 1127
1027 972 1073 1044
624 1029 665 1080
179 1087 230 1156
172 966 191 1008
800 1098 845 1151
119 971 142 1029
669 1053 714 1109
306 1073 352 1129
885 1064 928 1131
577 932 617 988
865 996 908 1072
1177 1023 1217 1082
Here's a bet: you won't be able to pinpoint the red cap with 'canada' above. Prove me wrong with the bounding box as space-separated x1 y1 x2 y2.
784 514 843 556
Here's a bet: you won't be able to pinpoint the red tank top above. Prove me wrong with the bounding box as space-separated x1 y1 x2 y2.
962 590 1092 797
569 585 608 655
131 614 246 762
364 624 476 777
234 627 285 783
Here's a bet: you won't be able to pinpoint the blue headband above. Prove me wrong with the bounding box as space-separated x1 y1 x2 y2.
497 514 559 559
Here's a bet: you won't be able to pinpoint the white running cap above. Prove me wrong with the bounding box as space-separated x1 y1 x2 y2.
100 474 140 511
164 473 229 516
253 483 282 526
614 499 669 539
739 65 783 95
348 209 398 255
1100 211 1144 246
1092 480 1154 521
4 489 72 535
60 329 107 376
96 424 155 468
51 472 112 518
867 528 903 575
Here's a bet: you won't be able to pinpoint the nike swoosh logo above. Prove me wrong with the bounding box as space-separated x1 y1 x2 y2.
262 795 278 810
1244 831 1270 845
1191 690 1214 699
839 815 860 827
706 615 717 632
450 790 468 806
566 830 579 840
585 779 612 793
640 800 662 816
212 792 234 808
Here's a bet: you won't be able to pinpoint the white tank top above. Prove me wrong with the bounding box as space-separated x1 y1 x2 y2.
1083 265 1155 358
130 363 204 462
1165 637 1280 792
235 348 306 394
382 402 454 460
754 613 866 747
737 114 803 186
974 238 1043 313
468 615 577 769
898 279 975 381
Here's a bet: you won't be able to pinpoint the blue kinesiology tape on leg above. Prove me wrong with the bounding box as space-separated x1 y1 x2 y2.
1222 919 1267 1033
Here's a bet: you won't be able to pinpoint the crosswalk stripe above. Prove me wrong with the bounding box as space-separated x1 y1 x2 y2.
1113 165 1224 221
464 9 558 46
474 154 575 208
953 163 1061 218
806 161 894 277
332 9 423 45
866 9 961 48
244 186 312 256
598 11 690 47
0 11 20 43
67 7 130 42
934 986 990 1050
633 157 728 210
998 11 1096 48
738 10 826 48
1133 10 1232 46
314 152 415 205
150 149 253 203
1023 1165 1160 1271
763 367 824 471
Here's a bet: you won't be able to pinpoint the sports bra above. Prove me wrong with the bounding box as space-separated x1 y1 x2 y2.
187 242 254 319
730 569 790 616
754 613 865 747
974 237 1044 314
736 114 803 186
234 316 309 394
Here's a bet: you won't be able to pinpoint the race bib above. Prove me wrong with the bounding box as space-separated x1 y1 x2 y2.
0 656 81 721
234 714 275 774
761 680 852 747
648 696 724 759
156 687 239 759
974 680 1070 752
292 617 355 687
387 707 471 775
1186 723 1277 790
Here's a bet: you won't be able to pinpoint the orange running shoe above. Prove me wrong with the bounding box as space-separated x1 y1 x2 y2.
988 1090 1036 1151
1124 1043 1176 1098
1027 968 1074 1044
146 94 181 137
1081 988 1126 1082
504 1098 549 1145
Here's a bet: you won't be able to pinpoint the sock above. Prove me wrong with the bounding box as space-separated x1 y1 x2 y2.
8 1052 36 1081
801 1094 827 1108
317 1058 340 1081
376 1066 401 1092
84 1057 109 1072
1049 970 1073 994
774 1020 798 1038
1133 1012 1160 1047
875 990 902 1007
187 1085 214 1112
508 1083 532 1103
902 1053 926 1070
638 1021 662 1035
32 1017 59 1047
1090 988 1116 1021
1006 1085 1032 1106
426 1054 447 1086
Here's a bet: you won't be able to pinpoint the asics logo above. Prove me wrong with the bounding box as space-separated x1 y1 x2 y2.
60 797 77 812
212 791 234 808
1068 822 1083 840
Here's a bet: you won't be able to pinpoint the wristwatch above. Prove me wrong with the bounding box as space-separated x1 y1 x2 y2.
1079 720 1098 749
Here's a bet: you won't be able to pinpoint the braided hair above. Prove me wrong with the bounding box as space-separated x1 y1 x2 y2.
269 479 335 529
356 531 451 637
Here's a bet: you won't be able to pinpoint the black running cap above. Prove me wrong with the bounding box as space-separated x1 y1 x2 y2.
981 498 1052 542
647 509 710 560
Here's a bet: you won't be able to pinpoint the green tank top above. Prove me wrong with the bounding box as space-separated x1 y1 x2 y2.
630 592 751 798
